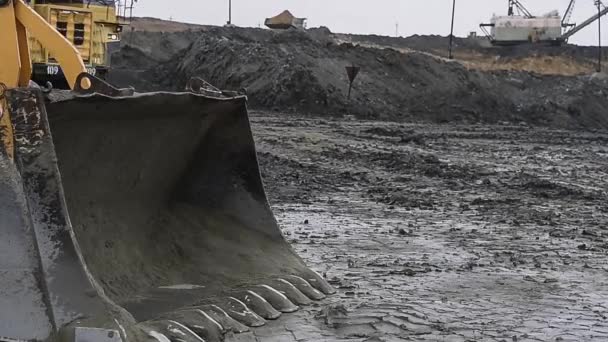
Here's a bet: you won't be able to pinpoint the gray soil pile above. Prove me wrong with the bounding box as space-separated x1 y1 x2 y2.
339 32 608 61
109 26 608 129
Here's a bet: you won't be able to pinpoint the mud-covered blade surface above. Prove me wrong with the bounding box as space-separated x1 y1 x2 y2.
0 89 331 340
0 154 53 340
1 89 128 341
44 92 319 321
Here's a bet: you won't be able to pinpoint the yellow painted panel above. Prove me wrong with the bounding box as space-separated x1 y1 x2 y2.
28 2 120 68
16 20 31 87
0 0 22 87
14 0 87 88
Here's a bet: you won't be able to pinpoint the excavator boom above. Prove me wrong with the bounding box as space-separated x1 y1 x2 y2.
562 4 608 41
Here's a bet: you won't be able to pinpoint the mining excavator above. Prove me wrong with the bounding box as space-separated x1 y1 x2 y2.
0 1 334 341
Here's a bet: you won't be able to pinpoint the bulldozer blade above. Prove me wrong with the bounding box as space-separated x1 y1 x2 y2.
1 87 334 340
0 151 56 341
1 88 130 342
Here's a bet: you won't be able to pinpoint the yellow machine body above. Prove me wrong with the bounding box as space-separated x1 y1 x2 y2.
28 0 123 82
0 0 89 159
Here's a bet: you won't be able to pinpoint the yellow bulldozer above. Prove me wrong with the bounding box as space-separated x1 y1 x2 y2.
0 1 334 341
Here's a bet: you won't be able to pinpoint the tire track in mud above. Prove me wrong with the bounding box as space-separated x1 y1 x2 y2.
236 112 608 341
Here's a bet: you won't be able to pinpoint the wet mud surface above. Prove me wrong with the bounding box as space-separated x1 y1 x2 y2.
236 112 608 341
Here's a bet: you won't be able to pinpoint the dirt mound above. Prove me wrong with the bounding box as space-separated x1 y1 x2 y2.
110 25 608 130
336 33 486 55
128 17 205 33
338 32 607 75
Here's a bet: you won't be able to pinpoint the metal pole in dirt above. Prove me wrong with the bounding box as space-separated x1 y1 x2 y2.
598 0 603 72
345 65 361 101
449 0 456 59
228 0 232 25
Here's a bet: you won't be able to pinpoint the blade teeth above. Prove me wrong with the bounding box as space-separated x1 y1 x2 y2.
147 330 172 342
198 304 250 333
284 275 328 299
154 309 225 341
142 320 209 342
166 320 207 342
301 271 337 295
192 309 226 335
135 274 335 338
273 278 313 305
253 284 299 313
216 297 267 327
237 290 282 320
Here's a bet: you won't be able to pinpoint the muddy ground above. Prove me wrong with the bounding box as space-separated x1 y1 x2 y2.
106 19 608 341
214 111 608 342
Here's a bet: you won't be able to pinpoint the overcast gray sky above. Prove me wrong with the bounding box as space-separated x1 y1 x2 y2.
133 0 607 46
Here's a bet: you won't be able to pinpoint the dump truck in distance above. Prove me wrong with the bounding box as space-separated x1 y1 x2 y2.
27 0 125 86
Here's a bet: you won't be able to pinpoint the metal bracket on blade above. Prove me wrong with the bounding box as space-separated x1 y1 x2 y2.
186 77 223 97
186 76 246 98
73 327 123 342
73 73 134 97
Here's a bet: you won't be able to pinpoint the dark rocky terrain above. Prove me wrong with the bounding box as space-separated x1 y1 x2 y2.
109 22 608 130
106 19 608 341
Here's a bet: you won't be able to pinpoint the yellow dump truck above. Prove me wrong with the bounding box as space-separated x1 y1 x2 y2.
28 0 124 85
